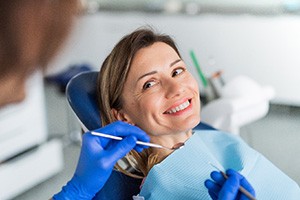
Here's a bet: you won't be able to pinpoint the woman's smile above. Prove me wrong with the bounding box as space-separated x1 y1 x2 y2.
164 99 192 115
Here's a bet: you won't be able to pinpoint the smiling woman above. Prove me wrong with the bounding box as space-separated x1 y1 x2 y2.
96 27 300 199
97 28 201 176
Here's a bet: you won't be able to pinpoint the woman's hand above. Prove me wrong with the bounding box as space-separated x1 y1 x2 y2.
53 121 150 200
204 169 256 200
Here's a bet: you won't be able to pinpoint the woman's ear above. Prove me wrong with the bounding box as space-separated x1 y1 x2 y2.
111 108 135 125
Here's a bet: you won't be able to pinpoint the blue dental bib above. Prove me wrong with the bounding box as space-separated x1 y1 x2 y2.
139 130 300 199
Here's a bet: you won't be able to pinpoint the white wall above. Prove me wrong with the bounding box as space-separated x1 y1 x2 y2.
48 12 300 106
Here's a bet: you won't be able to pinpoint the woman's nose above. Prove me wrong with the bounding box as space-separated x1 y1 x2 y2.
164 79 184 99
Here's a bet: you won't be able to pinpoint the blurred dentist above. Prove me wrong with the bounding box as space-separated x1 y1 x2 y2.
0 1 150 199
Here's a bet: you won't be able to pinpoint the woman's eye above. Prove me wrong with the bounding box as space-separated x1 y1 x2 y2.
143 81 156 90
172 68 184 77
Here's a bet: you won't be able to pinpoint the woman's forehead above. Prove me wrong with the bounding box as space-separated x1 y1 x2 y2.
129 42 180 76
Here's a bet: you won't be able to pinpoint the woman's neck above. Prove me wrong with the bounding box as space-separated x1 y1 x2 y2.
150 129 193 159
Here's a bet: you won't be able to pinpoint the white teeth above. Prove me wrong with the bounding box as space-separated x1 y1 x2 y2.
166 100 190 114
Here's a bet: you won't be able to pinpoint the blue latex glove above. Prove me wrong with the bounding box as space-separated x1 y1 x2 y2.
53 121 150 200
204 169 256 200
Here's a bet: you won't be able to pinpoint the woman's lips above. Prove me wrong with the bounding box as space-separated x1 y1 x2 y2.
164 99 192 114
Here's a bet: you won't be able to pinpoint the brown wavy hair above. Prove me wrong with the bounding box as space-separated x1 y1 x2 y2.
97 27 182 178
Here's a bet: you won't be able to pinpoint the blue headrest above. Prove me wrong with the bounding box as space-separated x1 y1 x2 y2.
66 71 102 131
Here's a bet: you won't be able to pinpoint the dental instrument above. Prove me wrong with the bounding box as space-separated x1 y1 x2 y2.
209 163 256 200
91 131 184 150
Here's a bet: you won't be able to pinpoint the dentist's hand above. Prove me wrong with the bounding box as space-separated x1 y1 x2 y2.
204 169 256 200
53 121 150 200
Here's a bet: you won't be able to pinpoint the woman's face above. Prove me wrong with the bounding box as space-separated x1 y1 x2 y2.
114 42 200 143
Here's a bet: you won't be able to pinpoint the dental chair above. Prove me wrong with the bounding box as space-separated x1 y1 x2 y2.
66 71 216 200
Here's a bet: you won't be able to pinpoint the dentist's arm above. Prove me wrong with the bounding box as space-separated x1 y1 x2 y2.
53 121 150 200
205 169 256 200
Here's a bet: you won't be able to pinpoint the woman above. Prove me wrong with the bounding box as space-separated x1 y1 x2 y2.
97 27 300 199
97 28 200 172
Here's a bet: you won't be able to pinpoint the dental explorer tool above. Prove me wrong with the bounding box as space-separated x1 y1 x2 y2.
91 131 184 150
209 163 256 200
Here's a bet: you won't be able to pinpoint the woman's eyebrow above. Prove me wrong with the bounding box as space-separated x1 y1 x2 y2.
169 59 181 67
137 71 157 82
136 59 182 83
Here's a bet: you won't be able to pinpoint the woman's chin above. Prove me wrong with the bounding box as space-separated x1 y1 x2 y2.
184 115 201 130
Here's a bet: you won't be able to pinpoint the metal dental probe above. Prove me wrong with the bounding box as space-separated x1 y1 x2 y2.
91 131 184 150
209 162 256 200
